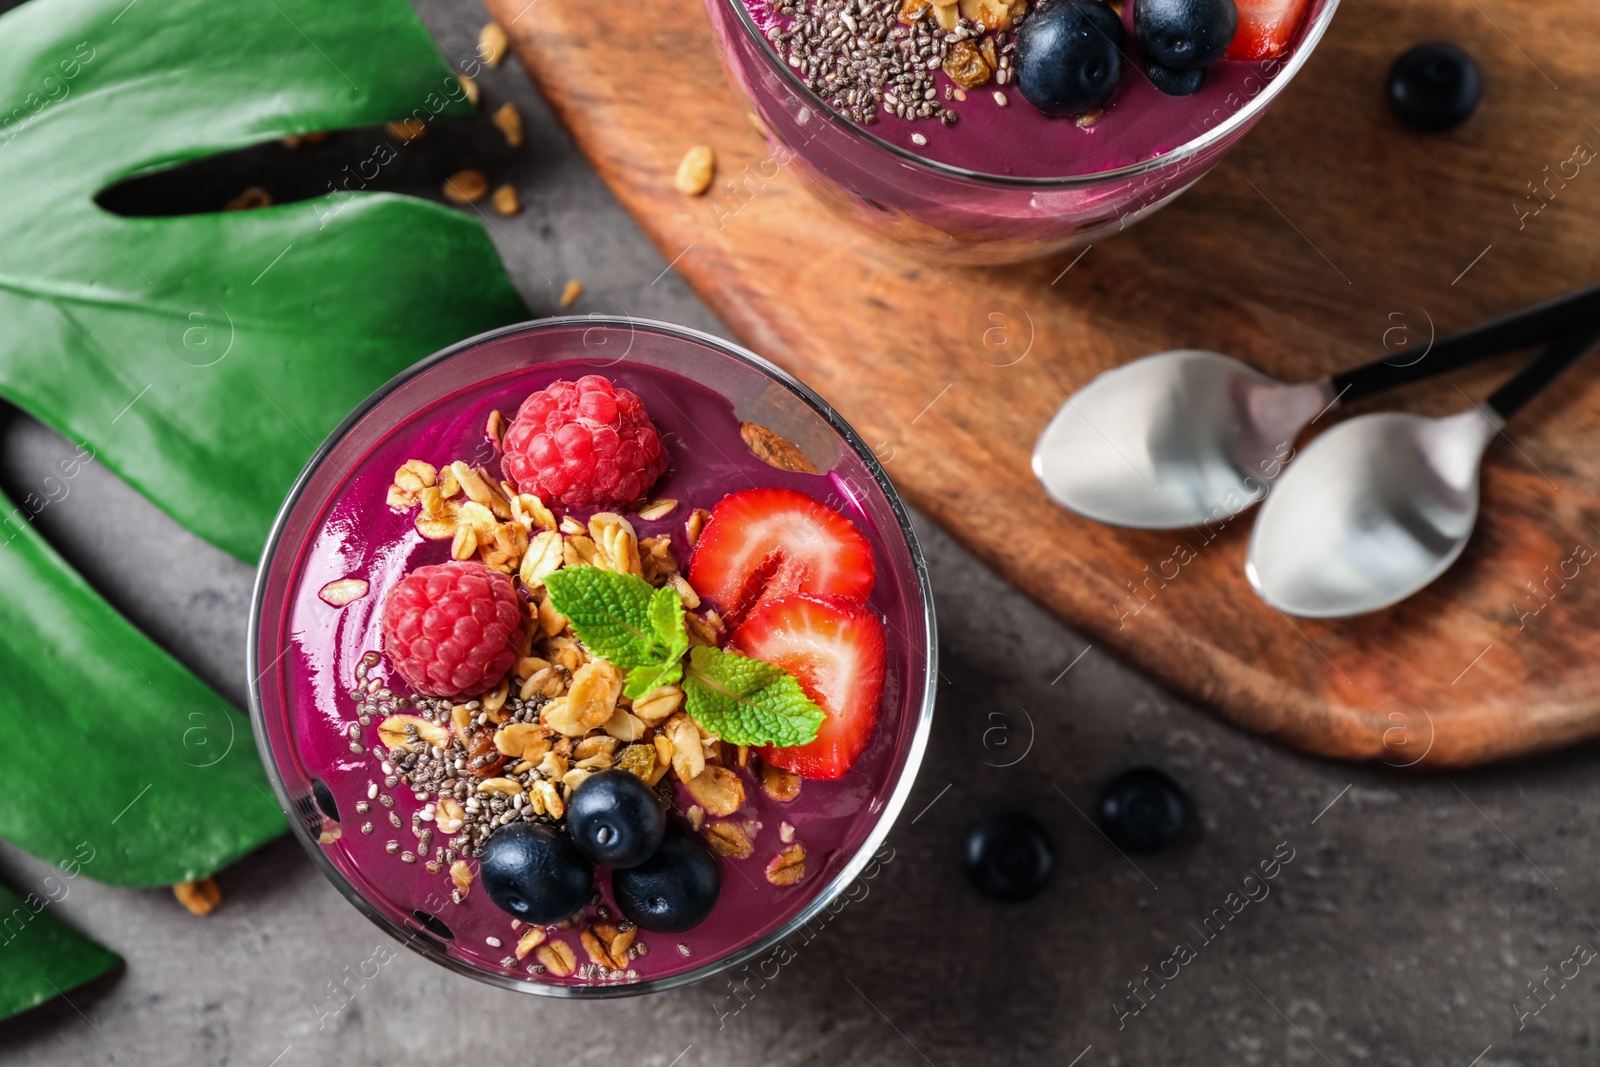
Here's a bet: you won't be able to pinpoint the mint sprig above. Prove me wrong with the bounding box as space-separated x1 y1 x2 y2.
542 566 684 670
540 566 824 747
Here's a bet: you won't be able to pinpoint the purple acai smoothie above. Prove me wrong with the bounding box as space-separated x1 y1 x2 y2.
739 0 1322 178
273 353 924 988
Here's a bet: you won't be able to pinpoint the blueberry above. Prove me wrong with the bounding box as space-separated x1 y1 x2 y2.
1096 767 1188 853
1134 0 1237 71
1145 59 1207 96
567 770 667 869
1015 0 1125 118
479 823 593 924
1387 42 1482 132
612 830 721 933
964 812 1055 902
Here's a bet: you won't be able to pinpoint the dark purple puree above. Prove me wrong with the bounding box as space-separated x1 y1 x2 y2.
286 359 916 986
742 0 1322 178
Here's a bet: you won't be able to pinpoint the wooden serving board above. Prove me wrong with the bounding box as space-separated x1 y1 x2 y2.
488 0 1600 767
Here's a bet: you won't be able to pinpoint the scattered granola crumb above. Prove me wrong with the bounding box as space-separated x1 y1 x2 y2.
444 170 489 203
173 878 222 916
478 22 508 66
674 145 715 196
224 187 272 212
559 279 583 309
740 422 817 473
1074 108 1104 129
492 184 522 216
911 132 928 146
492 102 523 147
766 843 806 886
385 119 426 142
458 74 480 107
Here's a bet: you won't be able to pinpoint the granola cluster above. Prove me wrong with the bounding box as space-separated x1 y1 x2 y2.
346 413 812 978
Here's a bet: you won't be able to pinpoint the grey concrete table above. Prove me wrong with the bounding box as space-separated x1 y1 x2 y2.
2 2 1599 1064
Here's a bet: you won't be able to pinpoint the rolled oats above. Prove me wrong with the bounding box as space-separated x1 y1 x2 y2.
515 925 547 958
588 512 642 575
378 714 450 752
758 759 802 802
637 498 679 520
437 797 466 835
602 707 647 742
667 714 705 782
704 820 754 859
450 859 474 896
738 422 819 474
537 940 577 977
631 685 683 725
685 765 744 817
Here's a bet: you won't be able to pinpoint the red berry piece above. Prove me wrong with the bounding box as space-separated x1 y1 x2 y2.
1225 0 1309 60
380 561 525 699
731 593 887 781
501 375 669 509
686 488 876 627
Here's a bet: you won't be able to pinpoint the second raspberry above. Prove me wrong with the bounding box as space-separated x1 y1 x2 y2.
501 375 669 509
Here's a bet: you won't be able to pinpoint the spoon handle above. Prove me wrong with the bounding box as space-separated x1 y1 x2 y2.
1485 311 1600 421
1330 284 1600 404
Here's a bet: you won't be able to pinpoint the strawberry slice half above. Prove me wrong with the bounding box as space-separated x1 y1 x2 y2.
1225 0 1310 60
731 593 887 781
687 487 876 626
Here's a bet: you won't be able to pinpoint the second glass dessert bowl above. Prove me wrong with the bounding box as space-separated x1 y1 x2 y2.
248 317 936 996
706 0 1338 263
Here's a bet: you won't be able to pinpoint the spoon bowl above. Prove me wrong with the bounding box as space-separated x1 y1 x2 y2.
1245 409 1499 617
1032 350 1331 529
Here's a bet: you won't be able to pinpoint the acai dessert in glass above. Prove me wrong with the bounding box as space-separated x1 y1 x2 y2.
249 318 936 995
706 0 1337 262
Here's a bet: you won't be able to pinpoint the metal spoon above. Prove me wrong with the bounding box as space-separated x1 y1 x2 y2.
1246 312 1600 618
1033 285 1600 530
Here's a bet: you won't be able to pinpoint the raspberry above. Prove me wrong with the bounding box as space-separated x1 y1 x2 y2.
380 561 525 699
501 375 669 509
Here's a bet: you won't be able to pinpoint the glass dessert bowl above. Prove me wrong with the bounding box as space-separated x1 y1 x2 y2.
706 0 1338 263
248 317 936 996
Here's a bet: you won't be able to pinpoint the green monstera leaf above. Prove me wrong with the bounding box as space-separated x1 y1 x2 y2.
0 880 122 1021
0 0 527 903
0 0 527 560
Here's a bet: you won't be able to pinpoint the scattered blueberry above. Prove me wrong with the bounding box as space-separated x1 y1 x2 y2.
612 830 721 933
965 811 1056 902
1134 0 1238 71
1096 767 1189 853
1387 41 1482 132
1145 60 1207 96
567 770 667 869
1015 0 1125 118
479 823 593 924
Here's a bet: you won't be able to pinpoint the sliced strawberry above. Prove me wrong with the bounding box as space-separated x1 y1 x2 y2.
731 593 887 781
1225 0 1309 60
687 488 876 626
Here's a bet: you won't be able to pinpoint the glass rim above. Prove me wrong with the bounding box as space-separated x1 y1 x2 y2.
246 315 940 999
717 0 1341 188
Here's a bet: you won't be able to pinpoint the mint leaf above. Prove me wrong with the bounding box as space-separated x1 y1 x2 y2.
624 659 683 702
650 585 689 664
683 646 826 748
543 567 672 669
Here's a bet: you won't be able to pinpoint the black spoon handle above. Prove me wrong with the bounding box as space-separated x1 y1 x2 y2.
1486 311 1600 421
1330 284 1600 404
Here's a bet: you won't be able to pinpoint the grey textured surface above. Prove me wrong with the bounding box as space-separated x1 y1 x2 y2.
2 1 1600 1065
